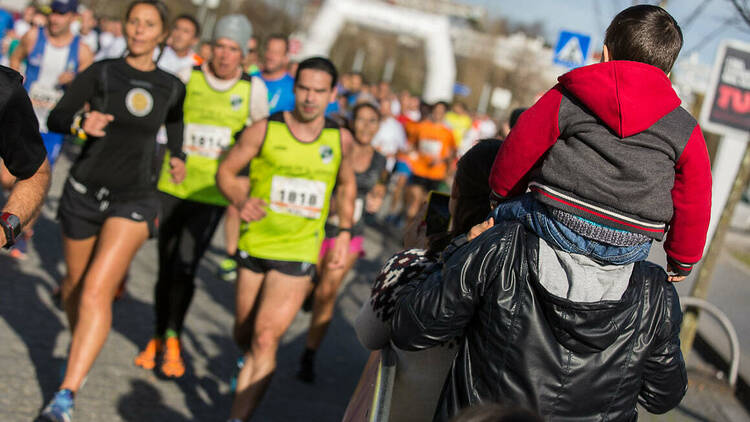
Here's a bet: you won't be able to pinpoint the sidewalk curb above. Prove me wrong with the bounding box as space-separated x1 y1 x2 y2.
694 333 749 412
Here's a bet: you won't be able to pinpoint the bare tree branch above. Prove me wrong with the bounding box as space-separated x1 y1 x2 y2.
729 0 750 28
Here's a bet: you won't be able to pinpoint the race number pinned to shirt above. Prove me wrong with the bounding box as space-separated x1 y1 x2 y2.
419 139 443 158
270 175 327 219
353 198 364 224
183 123 232 159
28 83 63 132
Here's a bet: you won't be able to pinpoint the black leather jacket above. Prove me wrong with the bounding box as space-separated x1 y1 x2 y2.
391 223 687 421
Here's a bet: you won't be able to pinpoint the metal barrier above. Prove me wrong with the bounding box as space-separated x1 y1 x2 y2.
680 296 741 388
369 345 397 422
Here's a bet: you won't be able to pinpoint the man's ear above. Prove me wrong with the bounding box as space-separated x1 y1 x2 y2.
602 44 611 62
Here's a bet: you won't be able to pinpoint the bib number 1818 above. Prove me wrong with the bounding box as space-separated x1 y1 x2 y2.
270 176 327 219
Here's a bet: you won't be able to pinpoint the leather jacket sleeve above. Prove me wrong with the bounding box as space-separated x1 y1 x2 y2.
390 228 504 351
637 281 688 413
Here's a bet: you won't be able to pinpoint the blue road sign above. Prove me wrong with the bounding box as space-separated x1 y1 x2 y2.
454 82 471 97
553 30 591 68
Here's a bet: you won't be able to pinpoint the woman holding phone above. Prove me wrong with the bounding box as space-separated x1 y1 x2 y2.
352 139 502 422
41 1 185 420
297 102 388 383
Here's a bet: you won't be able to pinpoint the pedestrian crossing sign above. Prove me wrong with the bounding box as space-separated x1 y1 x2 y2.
554 30 591 68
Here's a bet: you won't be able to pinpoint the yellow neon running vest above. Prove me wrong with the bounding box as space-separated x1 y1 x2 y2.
238 112 342 264
158 67 252 205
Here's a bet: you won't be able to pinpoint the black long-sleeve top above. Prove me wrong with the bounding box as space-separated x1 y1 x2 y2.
48 58 185 194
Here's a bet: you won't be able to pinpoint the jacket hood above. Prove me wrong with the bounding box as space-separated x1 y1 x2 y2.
558 61 681 138
529 238 641 354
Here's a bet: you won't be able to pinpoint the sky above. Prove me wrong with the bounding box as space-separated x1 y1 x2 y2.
461 0 749 67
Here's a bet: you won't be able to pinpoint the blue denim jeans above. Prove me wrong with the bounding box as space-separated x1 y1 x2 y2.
491 194 651 265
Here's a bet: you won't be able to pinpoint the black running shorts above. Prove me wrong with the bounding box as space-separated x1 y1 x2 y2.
235 250 315 278
58 177 159 239
408 174 442 192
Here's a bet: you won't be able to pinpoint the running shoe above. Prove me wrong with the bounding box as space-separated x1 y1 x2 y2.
134 338 163 370
161 337 185 378
218 257 238 282
40 389 74 422
229 356 244 393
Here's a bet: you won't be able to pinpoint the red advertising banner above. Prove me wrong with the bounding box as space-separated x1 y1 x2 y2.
700 40 750 136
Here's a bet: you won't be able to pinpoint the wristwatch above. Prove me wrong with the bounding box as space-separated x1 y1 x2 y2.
0 212 21 249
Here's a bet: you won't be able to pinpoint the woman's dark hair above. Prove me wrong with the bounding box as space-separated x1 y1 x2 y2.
348 102 381 134
124 1 169 61
451 403 543 422
427 139 503 256
125 0 169 30
508 108 527 130
295 56 338 88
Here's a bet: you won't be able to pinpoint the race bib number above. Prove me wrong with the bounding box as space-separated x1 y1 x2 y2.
419 139 443 158
326 198 364 227
183 123 232 159
29 83 63 112
270 176 327 219
353 198 364 224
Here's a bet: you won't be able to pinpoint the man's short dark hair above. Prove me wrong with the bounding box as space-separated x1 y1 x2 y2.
266 33 289 53
604 5 682 74
174 13 200 38
295 57 338 88
433 101 450 111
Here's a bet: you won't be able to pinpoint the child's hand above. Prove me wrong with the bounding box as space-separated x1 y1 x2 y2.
666 264 687 282
468 219 494 241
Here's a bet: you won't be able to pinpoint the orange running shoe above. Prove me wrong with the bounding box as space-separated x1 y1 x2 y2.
134 338 162 370
161 337 185 378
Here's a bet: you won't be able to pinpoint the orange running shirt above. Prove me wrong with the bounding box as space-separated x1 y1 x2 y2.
408 120 455 180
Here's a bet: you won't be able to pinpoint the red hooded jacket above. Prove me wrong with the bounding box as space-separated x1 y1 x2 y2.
489 60 712 270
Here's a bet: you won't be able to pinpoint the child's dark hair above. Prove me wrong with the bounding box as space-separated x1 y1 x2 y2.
125 0 169 30
174 13 200 38
295 57 338 88
604 5 682 74
427 139 502 256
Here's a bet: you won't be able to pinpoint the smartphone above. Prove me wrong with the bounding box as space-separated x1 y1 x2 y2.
424 191 451 236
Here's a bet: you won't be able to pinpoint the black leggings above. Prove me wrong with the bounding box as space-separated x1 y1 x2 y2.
155 192 224 336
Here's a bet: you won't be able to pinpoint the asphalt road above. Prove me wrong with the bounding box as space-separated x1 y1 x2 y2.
1 148 748 421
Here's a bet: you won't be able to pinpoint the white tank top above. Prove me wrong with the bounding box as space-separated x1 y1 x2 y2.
29 42 72 132
37 42 71 87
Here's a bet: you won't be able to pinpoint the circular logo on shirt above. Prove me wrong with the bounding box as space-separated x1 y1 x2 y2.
125 88 154 117
320 145 334 164
230 95 243 111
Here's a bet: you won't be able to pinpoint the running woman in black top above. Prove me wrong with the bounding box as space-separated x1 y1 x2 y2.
40 2 185 421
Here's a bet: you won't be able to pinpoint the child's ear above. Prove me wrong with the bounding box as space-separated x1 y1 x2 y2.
602 45 611 62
